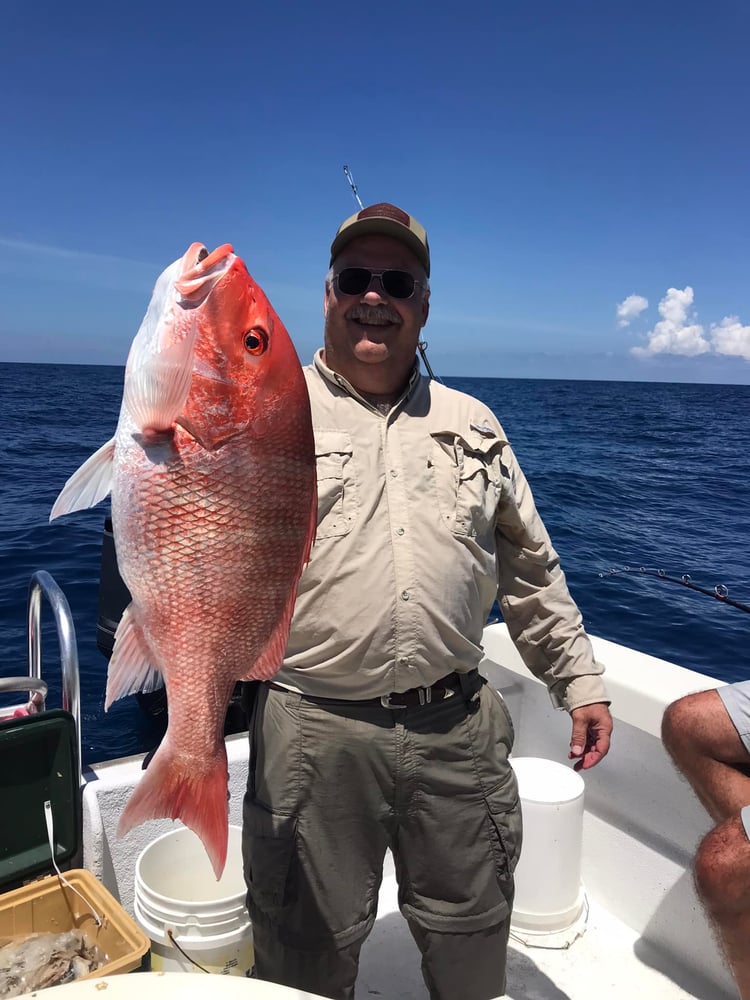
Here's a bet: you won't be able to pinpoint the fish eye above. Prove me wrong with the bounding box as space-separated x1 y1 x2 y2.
244 328 268 355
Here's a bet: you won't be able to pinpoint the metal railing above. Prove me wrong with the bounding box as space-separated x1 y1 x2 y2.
0 571 82 781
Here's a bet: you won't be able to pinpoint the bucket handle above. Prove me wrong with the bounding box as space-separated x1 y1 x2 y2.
166 929 211 974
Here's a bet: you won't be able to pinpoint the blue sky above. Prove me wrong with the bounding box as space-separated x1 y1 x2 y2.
2 1 749 382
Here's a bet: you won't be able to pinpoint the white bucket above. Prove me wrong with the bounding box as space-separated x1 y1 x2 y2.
134 825 254 976
510 756 586 945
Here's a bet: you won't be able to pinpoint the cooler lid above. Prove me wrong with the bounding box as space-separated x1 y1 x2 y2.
0 709 81 893
42 972 330 998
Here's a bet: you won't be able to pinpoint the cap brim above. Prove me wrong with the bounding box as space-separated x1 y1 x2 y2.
330 219 430 276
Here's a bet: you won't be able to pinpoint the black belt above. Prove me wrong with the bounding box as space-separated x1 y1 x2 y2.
267 668 484 710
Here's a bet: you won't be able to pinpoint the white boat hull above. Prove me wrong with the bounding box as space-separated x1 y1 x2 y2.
79 624 734 999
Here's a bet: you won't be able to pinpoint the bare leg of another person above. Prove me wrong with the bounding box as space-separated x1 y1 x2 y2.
662 690 750 823
663 690 750 998
693 810 750 1000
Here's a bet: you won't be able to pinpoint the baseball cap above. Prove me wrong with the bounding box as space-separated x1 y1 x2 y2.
330 203 430 277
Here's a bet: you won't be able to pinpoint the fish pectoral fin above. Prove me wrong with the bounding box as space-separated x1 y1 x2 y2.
105 604 163 710
50 437 116 521
124 322 198 433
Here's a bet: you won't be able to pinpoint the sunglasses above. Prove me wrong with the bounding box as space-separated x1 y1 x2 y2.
334 267 423 300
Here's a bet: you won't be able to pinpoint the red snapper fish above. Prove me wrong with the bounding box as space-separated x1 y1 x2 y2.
51 243 317 878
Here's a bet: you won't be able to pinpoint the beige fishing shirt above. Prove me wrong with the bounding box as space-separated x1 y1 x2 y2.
275 351 608 713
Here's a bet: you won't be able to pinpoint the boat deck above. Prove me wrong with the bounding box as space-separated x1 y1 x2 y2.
357 864 725 999
77 625 737 1000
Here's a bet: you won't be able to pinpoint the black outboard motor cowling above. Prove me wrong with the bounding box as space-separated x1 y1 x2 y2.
96 517 131 661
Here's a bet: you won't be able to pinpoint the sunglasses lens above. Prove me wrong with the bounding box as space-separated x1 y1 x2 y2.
336 268 371 295
335 268 417 299
382 271 415 299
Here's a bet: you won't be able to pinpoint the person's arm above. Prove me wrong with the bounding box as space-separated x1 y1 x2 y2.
494 442 612 767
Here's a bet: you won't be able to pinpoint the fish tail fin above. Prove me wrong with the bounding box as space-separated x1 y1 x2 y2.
118 740 229 879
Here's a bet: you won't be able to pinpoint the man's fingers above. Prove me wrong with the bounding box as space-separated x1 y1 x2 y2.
569 703 613 770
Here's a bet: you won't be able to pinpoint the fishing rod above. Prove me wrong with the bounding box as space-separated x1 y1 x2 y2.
417 342 442 382
343 165 364 210
600 566 750 615
341 164 444 385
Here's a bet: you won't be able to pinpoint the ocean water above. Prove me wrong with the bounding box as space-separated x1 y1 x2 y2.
1 362 749 764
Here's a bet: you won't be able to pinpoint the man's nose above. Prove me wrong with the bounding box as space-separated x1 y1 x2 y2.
362 275 388 300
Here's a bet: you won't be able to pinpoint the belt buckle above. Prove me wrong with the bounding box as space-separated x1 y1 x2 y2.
380 686 434 709
381 693 407 709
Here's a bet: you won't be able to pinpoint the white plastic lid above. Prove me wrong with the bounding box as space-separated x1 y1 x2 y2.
510 756 585 804
43 972 329 999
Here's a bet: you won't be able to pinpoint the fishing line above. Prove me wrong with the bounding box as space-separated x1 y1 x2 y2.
600 566 750 615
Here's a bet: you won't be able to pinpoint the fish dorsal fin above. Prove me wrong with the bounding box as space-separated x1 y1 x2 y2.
242 475 317 681
242 627 289 682
49 437 116 521
105 604 164 709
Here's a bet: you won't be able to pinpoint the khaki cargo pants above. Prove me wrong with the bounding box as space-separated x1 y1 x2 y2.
242 679 522 1000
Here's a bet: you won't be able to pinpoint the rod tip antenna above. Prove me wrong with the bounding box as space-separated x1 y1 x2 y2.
343 164 364 209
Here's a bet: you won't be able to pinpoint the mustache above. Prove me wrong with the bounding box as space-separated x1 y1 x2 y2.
346 304 401 325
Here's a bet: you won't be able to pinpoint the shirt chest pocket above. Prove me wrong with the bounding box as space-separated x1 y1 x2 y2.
314 430 359 539
430 428 506 538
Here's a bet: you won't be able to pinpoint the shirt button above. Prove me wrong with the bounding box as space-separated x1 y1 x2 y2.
390 470 398 478
399 657 410 666
401 591 410 601
397 527 405 536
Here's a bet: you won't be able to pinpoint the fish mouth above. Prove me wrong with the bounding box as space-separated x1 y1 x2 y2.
176 243 235 306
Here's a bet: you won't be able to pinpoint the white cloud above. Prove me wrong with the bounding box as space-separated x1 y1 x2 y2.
631 286 710 358
710 316 750 361
616 294 648 327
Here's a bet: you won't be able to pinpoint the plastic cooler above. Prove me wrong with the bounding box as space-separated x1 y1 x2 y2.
0 708 150 981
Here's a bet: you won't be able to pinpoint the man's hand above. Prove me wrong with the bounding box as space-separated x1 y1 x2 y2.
568 703 613 771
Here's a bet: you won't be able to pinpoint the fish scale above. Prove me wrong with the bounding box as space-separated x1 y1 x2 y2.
51 242 317 878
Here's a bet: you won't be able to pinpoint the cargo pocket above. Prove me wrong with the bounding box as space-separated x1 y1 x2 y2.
487 685 516 747
314 430 359 539
484 765 523 898
242 797 298 925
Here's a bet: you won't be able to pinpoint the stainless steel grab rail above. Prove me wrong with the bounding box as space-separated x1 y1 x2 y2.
26 571 82 782
0 677 48 698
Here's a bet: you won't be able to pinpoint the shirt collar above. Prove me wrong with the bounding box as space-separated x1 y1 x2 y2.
312 349 422 412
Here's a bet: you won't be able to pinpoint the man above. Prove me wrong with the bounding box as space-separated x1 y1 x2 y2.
242 202 613 1000
662 683 750 999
